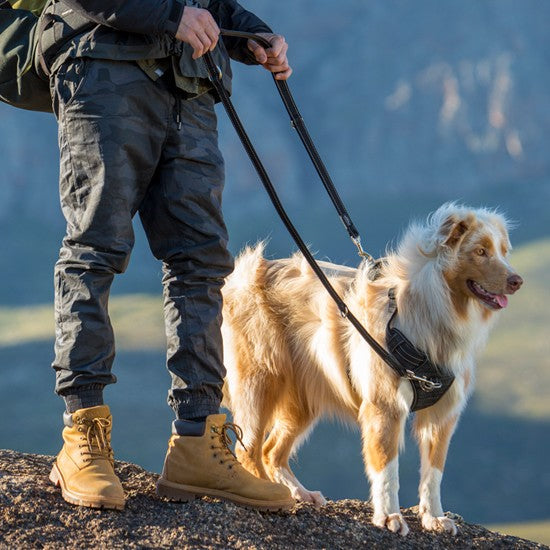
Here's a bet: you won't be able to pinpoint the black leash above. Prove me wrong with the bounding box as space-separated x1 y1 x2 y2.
203 33 409 377
218 30 373 263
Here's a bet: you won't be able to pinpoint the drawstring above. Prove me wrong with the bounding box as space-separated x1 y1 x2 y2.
175 95 182 131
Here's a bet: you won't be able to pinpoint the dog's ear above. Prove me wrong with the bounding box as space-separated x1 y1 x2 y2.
439 214 470 249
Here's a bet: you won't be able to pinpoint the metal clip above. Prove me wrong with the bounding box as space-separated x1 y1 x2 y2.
208 63 223 82
351 236 375 264
405 370 442 392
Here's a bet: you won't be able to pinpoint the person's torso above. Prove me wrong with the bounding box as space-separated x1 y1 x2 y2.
37 0 232 97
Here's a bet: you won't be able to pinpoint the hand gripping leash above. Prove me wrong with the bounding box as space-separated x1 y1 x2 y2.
204 32 407 377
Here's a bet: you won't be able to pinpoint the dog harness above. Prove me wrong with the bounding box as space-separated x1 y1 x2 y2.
386 289 455 411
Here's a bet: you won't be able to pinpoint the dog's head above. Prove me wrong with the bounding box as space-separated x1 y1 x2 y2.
431 204 523 313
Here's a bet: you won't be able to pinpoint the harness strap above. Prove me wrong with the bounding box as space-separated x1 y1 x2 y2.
386 290 455 411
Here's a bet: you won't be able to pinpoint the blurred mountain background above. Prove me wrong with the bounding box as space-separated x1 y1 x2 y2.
1 0 549 542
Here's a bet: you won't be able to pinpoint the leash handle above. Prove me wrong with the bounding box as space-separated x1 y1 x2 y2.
219 28 272 49
219 29 371 262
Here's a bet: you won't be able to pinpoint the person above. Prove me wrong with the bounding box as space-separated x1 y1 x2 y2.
39 0 294 511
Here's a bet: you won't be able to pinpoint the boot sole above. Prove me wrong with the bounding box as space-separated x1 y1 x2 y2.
49 463 125 511
156 477 294 512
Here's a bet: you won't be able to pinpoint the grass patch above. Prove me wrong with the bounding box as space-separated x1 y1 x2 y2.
0 294 165 351
487 519 550 545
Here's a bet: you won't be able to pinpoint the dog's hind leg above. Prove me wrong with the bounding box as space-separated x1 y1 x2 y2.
262 402 327 507
414 411 459 535
230 372 280 480
360 401 409 536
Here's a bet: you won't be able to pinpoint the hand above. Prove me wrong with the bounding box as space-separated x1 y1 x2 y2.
247 33 292 80
175 7 220 59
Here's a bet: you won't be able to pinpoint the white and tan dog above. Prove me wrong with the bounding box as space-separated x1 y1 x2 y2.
221 203 522 536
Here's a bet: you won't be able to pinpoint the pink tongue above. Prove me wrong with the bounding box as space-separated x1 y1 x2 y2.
495 295 508 308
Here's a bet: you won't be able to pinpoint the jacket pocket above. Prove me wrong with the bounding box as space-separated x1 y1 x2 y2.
54 56 92 109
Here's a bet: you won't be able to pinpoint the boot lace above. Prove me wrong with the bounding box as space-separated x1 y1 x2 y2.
210 422 247 469
77 417 114 464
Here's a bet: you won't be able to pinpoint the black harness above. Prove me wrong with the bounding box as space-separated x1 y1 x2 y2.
385 289 455 411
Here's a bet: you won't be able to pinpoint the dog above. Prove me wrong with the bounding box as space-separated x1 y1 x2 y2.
221 203 522 536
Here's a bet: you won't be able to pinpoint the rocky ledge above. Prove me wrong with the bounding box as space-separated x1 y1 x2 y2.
0 449 546 549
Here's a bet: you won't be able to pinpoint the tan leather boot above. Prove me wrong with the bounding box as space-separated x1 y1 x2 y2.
156 414 294 511
49 405 125 510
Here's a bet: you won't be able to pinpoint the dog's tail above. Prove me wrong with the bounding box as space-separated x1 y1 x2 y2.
225 241 267 293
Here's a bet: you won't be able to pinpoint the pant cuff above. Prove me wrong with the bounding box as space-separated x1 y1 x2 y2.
60 385 105 413
173 400 220 421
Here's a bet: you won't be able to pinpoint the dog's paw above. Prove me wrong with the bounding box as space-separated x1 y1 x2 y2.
373 513 409 536
293 487 327 507
421 513 458 535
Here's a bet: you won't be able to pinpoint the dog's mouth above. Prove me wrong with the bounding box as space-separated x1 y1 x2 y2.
467 280 508 309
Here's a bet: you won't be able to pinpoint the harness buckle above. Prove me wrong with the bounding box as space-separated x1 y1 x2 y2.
405 370 442 392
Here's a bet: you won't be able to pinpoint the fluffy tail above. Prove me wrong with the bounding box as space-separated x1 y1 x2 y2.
225 241 267 294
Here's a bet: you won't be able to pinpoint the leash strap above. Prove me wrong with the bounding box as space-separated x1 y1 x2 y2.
203 42 405 376
218 30 372 263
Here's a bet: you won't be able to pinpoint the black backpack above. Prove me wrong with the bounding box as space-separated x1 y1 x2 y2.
0 0 53 112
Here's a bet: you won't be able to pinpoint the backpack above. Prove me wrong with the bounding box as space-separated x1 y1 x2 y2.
0 0 53 112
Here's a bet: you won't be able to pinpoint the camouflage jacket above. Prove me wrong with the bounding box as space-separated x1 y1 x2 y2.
36 0 272 97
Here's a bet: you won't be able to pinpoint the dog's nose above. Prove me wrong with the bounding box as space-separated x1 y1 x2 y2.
506 274 523 293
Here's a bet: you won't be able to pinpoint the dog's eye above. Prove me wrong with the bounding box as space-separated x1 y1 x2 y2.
476 248 487 257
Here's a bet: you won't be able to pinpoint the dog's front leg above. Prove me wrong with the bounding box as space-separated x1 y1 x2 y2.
414 412 458 535
360 402 409 536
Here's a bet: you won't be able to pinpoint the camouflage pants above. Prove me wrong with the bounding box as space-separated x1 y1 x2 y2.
51 58 234 419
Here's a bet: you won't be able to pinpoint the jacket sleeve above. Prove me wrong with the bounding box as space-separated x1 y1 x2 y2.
59 0 185 36
208 0 273 65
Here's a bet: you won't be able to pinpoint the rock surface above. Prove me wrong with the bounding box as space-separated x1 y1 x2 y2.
0 449 546 549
